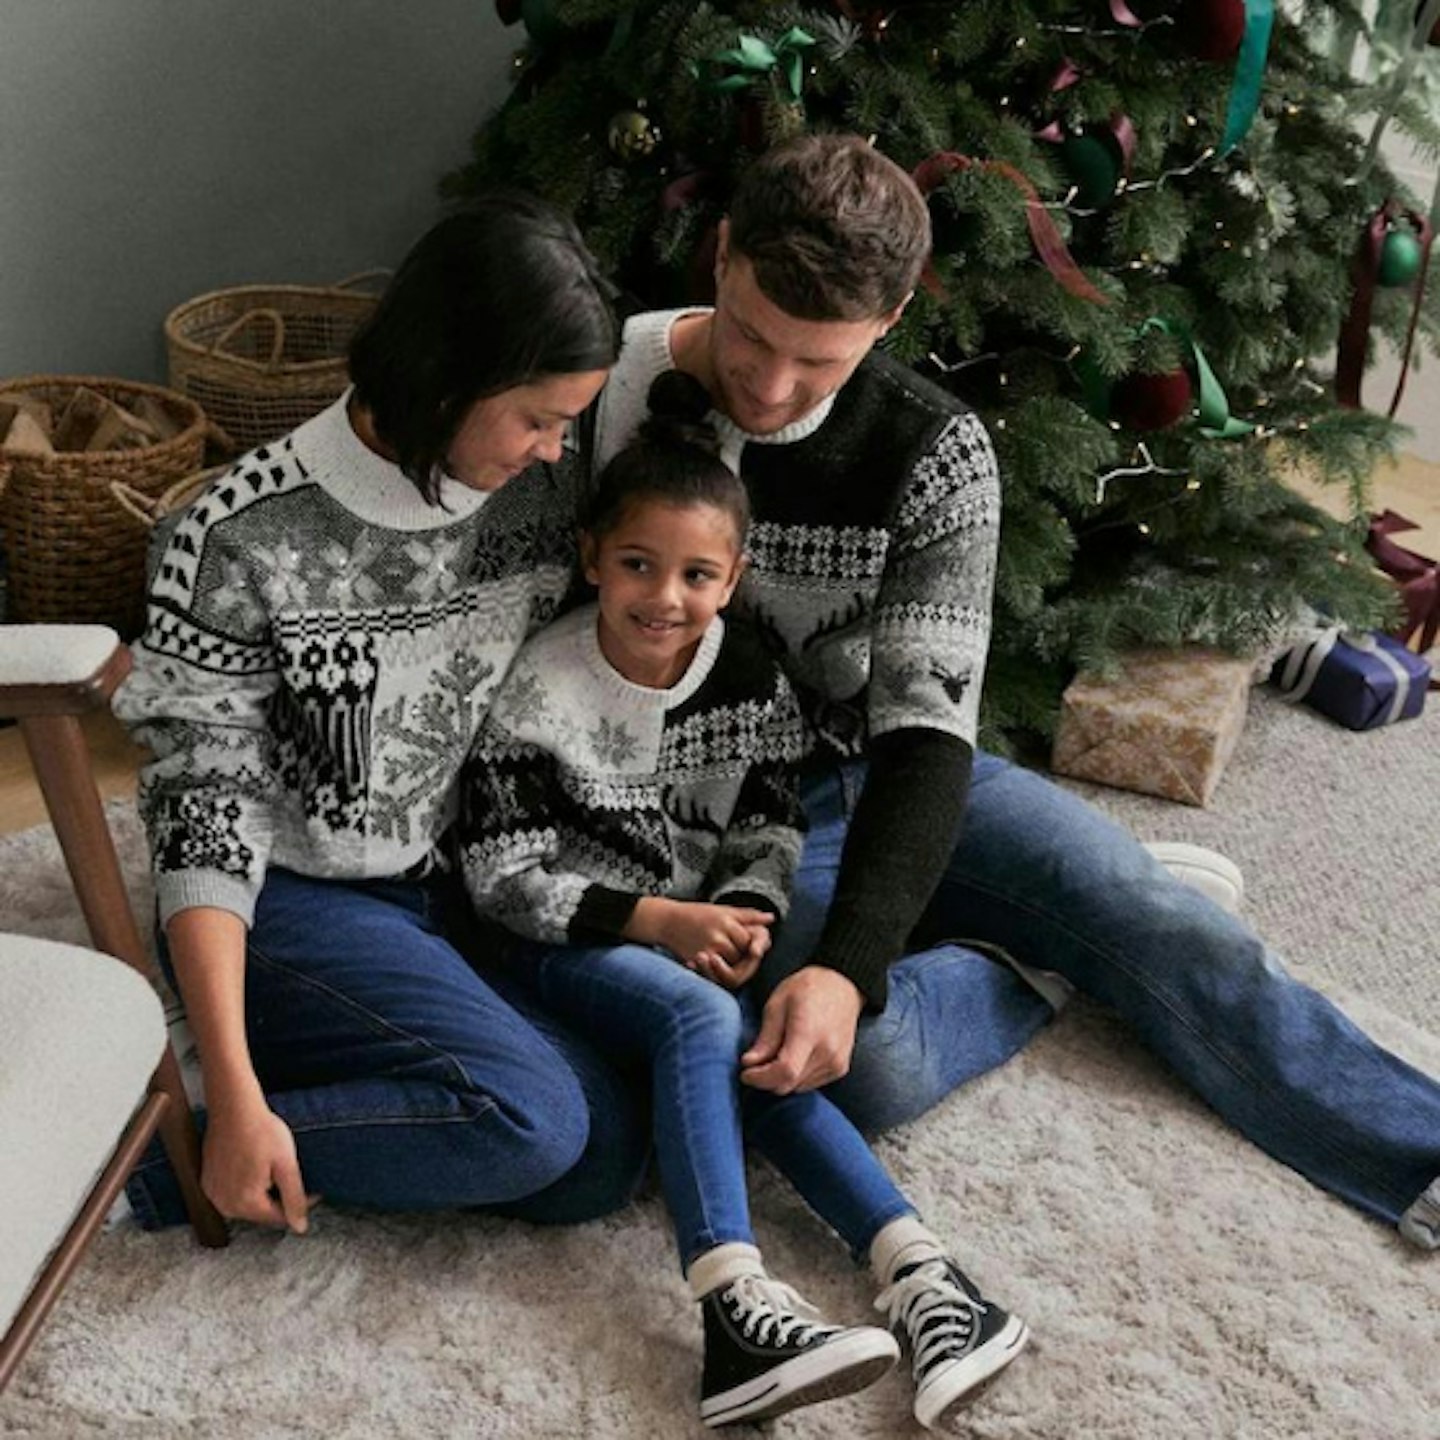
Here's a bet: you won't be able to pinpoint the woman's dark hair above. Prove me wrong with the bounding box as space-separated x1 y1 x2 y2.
349 191 619 502
583 371 750 547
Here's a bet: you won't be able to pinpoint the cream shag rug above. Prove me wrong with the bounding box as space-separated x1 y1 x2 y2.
2 690 1438 1439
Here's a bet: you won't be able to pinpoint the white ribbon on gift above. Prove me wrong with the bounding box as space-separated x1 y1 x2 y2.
1274 627 1413 726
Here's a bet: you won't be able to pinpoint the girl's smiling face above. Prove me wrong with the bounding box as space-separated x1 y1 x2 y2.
582 497 745 689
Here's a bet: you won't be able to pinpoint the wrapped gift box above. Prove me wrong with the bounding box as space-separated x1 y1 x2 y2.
1272 628 1430 730
1051 647 1252 807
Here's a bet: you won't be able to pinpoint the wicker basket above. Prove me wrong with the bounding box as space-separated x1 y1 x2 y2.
0 376 207 638
164 273 386 456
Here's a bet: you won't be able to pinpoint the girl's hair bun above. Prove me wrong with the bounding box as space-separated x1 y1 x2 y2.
642 370 717 451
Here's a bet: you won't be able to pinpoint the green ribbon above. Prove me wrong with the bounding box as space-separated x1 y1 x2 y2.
702 29 816 104
1219 0 1274 155
1145 318 1254 438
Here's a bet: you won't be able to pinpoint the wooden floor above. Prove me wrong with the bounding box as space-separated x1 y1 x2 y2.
2 453 1437 841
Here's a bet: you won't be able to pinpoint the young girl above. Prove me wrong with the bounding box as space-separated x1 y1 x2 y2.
457 372 1029 1431
114 193 649 1235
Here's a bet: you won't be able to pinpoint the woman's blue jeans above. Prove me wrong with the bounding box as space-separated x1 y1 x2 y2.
507 937 914 1271
125 868 649 1228
760 755 1440 1235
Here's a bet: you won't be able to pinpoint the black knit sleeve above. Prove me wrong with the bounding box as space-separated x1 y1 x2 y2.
812 727 973 1011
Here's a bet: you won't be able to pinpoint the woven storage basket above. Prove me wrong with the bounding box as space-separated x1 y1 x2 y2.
0 375 207 638
164 273 385 455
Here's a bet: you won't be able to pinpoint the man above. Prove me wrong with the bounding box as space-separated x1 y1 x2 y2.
592 134 1440 1266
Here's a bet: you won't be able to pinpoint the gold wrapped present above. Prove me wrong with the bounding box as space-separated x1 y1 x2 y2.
1051 648 1253 807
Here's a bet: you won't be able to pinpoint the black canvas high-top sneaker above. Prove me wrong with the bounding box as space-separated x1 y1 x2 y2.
875 1257 1029 1430
699 1273 899 1427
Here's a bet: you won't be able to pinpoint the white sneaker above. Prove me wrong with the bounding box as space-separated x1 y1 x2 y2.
877 1257 1029 1430
1145 841 1244 915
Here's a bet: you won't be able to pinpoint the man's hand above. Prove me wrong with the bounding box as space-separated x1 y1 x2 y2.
740 965 865 1094
202 1094 319 1233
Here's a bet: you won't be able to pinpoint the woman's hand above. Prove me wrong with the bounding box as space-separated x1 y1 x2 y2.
202 1092 319 1233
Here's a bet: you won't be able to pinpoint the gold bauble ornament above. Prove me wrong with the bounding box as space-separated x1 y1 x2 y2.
608 109 659 161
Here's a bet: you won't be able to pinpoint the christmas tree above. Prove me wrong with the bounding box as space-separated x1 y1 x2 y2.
448 0 1440 748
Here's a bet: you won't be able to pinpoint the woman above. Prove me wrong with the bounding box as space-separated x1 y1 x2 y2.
117 194 646 1232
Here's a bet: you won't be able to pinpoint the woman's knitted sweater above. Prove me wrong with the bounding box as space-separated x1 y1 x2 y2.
114 394 581 928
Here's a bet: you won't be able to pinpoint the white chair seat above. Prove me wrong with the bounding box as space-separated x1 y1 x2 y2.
0 934 164 1334
0 626 121 687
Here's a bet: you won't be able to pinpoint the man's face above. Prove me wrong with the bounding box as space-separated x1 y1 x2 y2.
706 225 901 435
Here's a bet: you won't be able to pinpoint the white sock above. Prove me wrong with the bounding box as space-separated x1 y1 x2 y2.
687 1242 766 1302
869 1216 946 1287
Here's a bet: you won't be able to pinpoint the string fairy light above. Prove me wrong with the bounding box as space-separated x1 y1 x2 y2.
1094 441 1189 502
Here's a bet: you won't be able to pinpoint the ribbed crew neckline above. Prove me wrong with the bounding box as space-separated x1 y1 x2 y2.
296 391 491 532
571 601 725 709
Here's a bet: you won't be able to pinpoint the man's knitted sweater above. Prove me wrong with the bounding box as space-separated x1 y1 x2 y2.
593 311 1001 1006
457 604 809 945
113 394 581 928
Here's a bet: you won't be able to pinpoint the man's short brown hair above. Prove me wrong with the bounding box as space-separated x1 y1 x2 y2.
727 133 931 322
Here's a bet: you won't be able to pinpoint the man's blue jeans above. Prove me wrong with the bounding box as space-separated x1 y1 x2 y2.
760 755 1440 1236
125 868 649 1228
506 937 914 1272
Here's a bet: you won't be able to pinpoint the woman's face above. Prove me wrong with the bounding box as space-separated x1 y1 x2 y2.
445 369 609 491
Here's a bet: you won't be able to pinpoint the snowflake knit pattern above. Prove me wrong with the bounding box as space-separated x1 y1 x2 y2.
457 604 809 944
114 393 582 927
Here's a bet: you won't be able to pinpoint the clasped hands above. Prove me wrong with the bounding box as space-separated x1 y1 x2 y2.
629 895 866 1096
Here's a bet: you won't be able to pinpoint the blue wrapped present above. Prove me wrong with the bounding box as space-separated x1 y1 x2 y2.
1272 628 1430 730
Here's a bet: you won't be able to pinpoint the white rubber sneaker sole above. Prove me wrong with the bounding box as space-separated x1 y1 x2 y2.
914 1313 1030 1430
701 1326 900 1427
1144 841 1245 915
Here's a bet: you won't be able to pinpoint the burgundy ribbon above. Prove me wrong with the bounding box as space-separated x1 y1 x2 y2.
1034 61 1138 201
1365 510 1440 671
912 151 1108 304
1336 201 1435 417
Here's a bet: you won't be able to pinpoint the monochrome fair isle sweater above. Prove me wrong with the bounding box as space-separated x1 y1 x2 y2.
593 311 1002 1006
113 394 581 928
457 604 809 945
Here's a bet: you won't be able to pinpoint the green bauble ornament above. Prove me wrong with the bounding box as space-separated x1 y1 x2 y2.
1060 132 1122 210
1378 228 1424 287
607 108 659 161
520 0 564 46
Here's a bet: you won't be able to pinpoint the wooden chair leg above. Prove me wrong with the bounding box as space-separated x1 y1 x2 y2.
19 713 229 1249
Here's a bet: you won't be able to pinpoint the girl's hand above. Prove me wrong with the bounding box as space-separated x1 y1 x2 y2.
683 916 773 990
202 1094 319 1233
630 897 772 967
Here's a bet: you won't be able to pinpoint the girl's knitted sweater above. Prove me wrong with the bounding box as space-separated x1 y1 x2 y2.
114 394 581 928
456 604 809 945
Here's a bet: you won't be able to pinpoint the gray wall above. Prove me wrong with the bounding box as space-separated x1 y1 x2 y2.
0 1 514 384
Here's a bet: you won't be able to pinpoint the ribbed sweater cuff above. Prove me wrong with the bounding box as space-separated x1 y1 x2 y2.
709 888 781 919
814 913 900 1013
571 885 643 940
156 870 259 931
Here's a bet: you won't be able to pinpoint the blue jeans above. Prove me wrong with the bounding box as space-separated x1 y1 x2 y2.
126 868 649 1228
760 756 1440 1234
508 938 914 1271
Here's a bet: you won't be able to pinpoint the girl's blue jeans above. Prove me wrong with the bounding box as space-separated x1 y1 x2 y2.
504 935 914 1271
